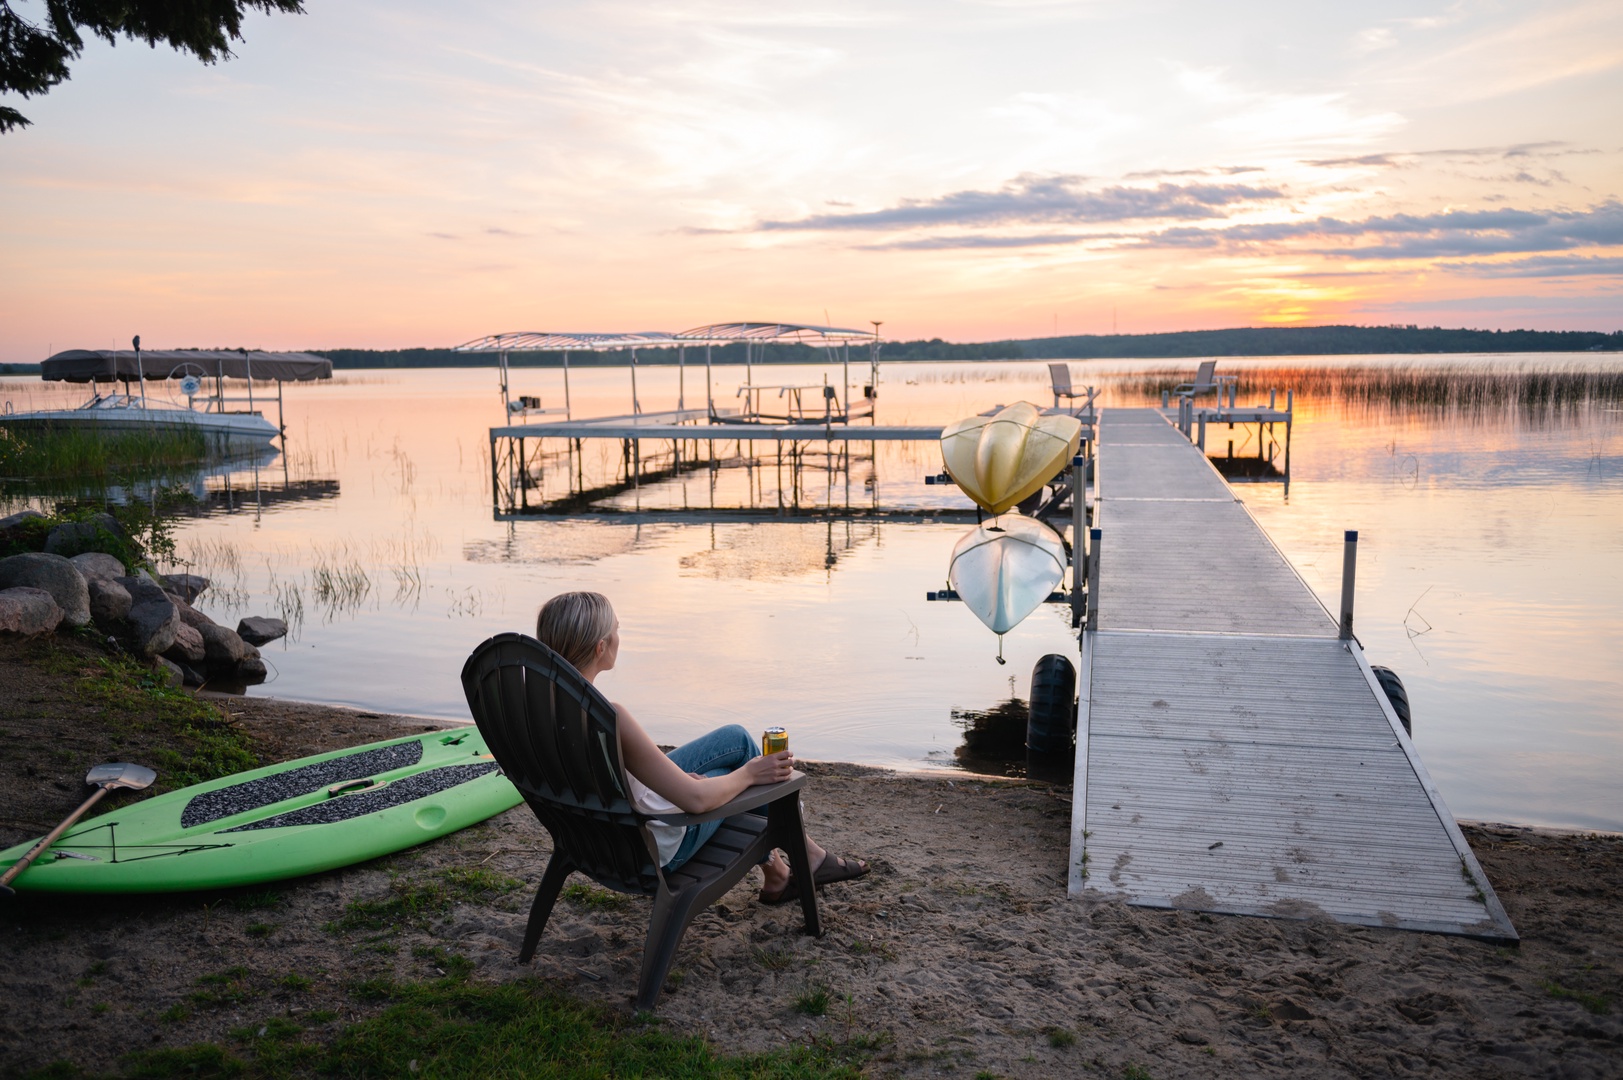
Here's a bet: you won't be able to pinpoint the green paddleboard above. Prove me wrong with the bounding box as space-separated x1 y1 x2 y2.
0 728 522 894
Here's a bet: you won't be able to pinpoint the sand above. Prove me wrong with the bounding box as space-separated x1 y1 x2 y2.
2 687 1621 1078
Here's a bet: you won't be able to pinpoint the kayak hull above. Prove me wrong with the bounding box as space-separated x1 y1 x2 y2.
940 402 1082 515
948 515 1068 634
0 729 522 894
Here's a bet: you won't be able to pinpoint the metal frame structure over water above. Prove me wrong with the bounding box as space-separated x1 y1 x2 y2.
454 322 882 425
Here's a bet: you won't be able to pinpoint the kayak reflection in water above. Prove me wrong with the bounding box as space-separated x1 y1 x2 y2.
536 591 869 905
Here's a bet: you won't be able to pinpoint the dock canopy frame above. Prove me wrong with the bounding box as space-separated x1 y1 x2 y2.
453 321 881 422
42 350 333 383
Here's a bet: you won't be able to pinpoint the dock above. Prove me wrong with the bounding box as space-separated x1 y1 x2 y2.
1068 408 1516 942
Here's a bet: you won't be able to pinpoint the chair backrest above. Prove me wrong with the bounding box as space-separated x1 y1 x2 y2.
1048 362 1074 394
461 632 662 893
1189 360 1218 389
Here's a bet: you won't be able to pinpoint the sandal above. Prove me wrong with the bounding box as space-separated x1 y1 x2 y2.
759 873 801 906
812 851 869 887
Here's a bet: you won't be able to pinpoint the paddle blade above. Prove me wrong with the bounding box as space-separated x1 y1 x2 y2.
86 763 157 791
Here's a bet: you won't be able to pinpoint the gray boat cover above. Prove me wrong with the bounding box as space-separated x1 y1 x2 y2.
42 350 333 383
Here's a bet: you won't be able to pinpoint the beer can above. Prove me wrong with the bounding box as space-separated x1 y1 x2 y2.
762 727 788 756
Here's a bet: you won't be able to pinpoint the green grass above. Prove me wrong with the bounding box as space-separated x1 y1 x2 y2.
90 972 870 1079
70 651 258 789
324 868 524 934
561 881 631 910
1543 979 1612 1015
0 422 210 481
794 985 831 1017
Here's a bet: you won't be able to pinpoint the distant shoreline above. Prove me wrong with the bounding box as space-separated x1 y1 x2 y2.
4 324 1619 374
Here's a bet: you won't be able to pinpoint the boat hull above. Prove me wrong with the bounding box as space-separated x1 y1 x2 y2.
940 402 1081 515
1 407 279 452
948 515 1068 634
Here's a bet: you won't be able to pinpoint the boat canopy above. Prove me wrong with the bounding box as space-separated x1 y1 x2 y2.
42 350 333 383
455 322 875 353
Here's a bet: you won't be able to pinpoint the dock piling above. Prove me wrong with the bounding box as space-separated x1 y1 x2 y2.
1071 455 1086 627
1339 529 1358 640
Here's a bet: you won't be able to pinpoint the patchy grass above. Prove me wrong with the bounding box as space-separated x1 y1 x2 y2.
1543 979 1612 1015
562 881 632 910
324 867 524 934
0 423 208 482
96 972 870 1079
794 985 832 1017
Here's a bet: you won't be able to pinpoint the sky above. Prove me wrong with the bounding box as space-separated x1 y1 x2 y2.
2 0 1621 359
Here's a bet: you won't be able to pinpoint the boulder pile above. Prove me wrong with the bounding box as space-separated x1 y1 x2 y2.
0 510 288 689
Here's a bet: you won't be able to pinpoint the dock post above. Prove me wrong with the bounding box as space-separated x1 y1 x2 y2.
1161 389 1170 407
1087 528 1102 629
1339 530 1358 640
1196 412 1206 451
1070 455 1085 628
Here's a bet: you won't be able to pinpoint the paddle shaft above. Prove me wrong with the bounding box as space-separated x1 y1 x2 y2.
0 786 112 895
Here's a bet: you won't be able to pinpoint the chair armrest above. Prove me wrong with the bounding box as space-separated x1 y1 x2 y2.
652 771 807 827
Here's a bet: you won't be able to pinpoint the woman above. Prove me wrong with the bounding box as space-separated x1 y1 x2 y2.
536 591 868 904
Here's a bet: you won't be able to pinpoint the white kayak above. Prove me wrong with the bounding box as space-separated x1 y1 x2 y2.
940 402 1081 515
947 514 1068 635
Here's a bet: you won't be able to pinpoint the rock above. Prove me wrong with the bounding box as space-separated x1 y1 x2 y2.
198 622 249 664
88 577 133 628
237 656 268 683
70 552 127 582
164 621 207 665
0 552 91 627
180 664 206 687
0 509 48 536
0 587 64 636
236 616 287 645
152 656 185 689
118 575 169 607
127 594 180 658
169 594 217 632
161 573 210 602
43 513 124 557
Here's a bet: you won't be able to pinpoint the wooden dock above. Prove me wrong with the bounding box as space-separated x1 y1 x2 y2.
490 409 947 443
1068 408 1516 942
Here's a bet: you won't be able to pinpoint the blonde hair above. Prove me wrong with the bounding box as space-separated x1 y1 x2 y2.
536 591 616 670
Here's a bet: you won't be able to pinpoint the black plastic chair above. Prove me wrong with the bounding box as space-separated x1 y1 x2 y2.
460 633 821 1010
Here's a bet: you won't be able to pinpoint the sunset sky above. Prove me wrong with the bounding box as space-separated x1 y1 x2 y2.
2 0 1620 359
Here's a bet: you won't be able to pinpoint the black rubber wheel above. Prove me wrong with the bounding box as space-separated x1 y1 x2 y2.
1371 665 1411 736
1027 654 1077 756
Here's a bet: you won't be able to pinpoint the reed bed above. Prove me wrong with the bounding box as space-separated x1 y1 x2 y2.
1120 361 1623 411
0 422 210 479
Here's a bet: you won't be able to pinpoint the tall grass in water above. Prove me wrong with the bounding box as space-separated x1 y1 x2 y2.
0 422 209 479
1124 361 1623 411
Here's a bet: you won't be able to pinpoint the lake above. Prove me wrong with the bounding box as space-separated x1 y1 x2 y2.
4 355 1619 832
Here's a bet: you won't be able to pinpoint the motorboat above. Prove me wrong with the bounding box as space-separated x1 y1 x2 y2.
2 348 332 453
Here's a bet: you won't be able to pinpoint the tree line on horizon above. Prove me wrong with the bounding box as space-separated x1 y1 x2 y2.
2 324 1618 375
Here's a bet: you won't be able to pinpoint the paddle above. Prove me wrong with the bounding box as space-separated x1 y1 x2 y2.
0 763 158 896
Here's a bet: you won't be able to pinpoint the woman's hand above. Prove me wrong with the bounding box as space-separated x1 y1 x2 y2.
743 749 794 786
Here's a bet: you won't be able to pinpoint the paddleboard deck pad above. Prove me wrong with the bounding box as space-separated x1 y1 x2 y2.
0 729 522 894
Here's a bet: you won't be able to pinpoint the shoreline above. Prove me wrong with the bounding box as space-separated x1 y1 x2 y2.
3 637 1621 1077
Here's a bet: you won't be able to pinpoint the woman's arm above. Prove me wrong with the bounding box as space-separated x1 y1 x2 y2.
615 705 792 814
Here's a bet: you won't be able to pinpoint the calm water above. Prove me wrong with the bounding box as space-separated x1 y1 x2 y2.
4 356 1620 831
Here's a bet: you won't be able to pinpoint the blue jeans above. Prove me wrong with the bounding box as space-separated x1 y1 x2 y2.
662 724 760 871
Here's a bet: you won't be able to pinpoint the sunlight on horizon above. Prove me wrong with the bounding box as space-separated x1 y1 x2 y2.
1 0 1620 358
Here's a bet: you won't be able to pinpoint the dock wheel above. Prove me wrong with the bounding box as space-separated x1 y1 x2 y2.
1371 665 1411 736
1027 654 1077 756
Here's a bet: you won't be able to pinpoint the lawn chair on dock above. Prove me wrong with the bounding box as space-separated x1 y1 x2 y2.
1048 363 1097 418
1173 360 1238 404
460 633 821 1011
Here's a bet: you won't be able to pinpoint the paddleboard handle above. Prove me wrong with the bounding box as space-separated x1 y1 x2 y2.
327 778 386 797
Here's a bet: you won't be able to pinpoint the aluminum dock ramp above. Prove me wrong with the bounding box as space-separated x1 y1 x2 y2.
1068 408 1516 942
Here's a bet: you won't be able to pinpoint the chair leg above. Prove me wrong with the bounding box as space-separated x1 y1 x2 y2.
519 853 572 964
635 884 703 1011
769 795 822 938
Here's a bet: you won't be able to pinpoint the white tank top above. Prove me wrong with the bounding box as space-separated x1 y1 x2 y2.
625 773 685 867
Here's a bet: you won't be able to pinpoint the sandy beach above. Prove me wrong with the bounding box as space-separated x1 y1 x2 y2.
2 641 1620 1078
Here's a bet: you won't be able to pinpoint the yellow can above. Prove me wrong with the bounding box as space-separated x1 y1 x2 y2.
762 727 788 756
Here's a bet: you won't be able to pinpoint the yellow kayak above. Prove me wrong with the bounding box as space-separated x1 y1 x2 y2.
940 402 1081 515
